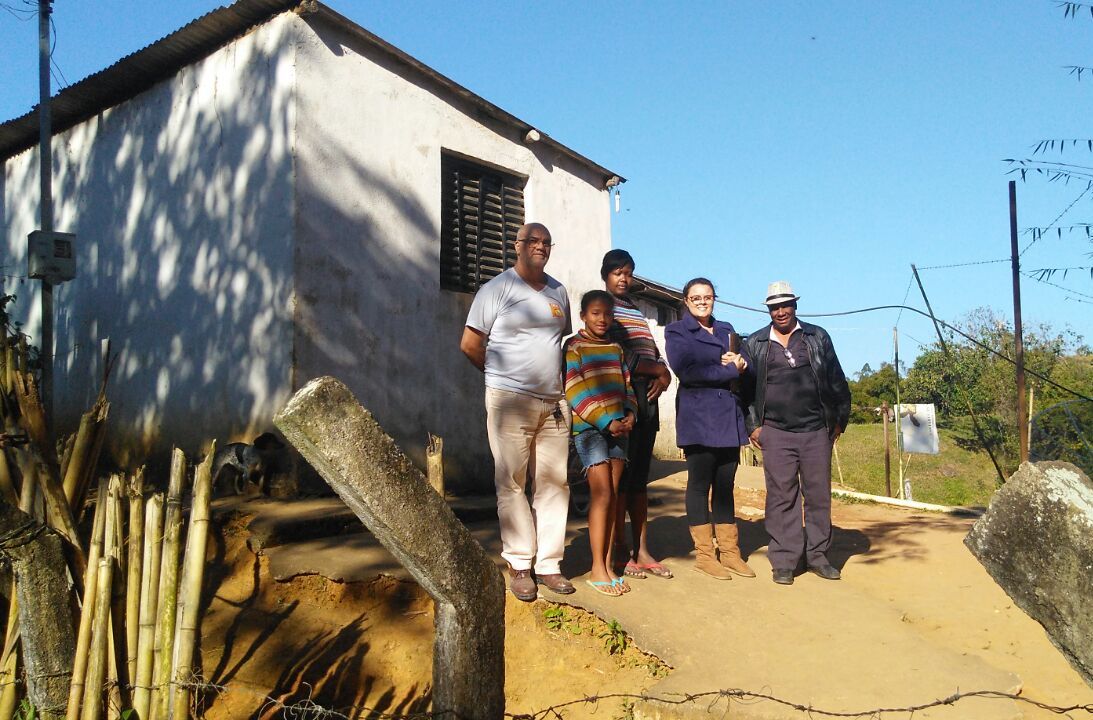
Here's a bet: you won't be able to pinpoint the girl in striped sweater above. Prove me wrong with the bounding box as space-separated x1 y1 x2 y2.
564 290 638 597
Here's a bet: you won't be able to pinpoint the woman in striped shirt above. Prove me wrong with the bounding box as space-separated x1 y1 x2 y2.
602 250 675 580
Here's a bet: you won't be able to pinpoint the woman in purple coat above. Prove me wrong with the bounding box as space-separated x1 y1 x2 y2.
664 278 755 580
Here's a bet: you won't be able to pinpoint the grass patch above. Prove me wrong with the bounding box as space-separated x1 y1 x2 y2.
832 423 1000 506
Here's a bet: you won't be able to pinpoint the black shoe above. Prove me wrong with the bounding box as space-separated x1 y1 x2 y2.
808 563 841 580
772 569 794 585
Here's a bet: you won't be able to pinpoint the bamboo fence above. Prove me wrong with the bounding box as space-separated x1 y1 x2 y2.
0 339 220 720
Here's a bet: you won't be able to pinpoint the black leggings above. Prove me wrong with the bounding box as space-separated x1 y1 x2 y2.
683 445 740 526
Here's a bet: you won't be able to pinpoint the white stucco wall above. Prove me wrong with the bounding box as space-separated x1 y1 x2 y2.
1 16 298 464
292 14 613 490
629 297 684 460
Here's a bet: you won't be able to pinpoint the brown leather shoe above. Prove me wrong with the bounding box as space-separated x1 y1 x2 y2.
536 573 576 595
508 568 537 601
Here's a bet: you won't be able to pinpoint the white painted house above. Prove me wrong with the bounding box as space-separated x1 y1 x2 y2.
0 0 624 491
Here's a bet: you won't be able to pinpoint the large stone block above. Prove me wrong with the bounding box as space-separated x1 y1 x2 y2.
965 461 1093 687
275 376 505 720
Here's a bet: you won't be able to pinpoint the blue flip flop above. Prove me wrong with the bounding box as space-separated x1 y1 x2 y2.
585 580 621 597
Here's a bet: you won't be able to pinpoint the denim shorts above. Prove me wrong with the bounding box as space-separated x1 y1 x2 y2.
573 428 629 470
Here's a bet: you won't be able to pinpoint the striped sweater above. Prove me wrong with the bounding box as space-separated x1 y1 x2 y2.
564 331 639 434
607 295 664 372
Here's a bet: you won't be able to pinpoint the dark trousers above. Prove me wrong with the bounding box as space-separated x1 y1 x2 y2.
683 446 739 526
620 415 657 493
761 426 833 570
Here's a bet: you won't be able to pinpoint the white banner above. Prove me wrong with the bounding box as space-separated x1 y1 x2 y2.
899 403 940 455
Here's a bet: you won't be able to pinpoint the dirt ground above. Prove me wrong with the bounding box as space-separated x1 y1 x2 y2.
197 512 666 720
192 463 1093 720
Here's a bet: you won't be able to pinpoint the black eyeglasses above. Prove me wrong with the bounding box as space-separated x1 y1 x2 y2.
783 347 796 368
519 238 554 248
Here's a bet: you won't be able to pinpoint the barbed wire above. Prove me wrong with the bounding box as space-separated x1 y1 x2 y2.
154 676 1093 720
914 258 1009 270
894 273 915 327
1020 183 1092 256
1022 270 1093 302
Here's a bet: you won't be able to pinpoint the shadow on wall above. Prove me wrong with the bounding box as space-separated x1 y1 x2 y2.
292 114 491 494
5 34 296 471
5 20 498 489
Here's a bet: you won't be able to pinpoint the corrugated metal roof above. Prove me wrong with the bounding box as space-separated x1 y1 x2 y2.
0 0 624 187
633 275 683 306
0 0 299 161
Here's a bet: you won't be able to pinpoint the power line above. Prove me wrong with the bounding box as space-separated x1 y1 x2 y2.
915 258 1008 270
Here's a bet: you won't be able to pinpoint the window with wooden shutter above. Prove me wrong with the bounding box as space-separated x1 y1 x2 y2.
440 154 526 293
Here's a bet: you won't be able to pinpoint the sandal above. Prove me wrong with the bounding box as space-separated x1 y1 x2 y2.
585 579 622 597
611 577 631 594
634 561 673 579
623 561 647 579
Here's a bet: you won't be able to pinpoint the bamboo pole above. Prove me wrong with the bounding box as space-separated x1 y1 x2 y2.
171 447 214 720
426 434 444 496
65 481 108 720
12 371 47 460
0 454 41 718
81 478 120 720
24 445 86 588
132 493 163 720
0 449 17 507
62 407 98 501
125 470 145 685
149 450 186 720
78 405 110 521
62 398 108 505
58 433 75 490
107 478 127 713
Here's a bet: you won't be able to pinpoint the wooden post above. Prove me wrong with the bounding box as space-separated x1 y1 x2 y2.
0 502 76 720
882 401 892 497
276 377 505 720
426 433 444 496
1009 181 1029 464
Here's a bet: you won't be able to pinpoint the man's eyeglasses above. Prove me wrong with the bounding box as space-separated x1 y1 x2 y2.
687 295 714 305
519 238 554 248
783 347 796 368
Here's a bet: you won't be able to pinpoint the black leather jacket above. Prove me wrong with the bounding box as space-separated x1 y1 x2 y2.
741 321 851 436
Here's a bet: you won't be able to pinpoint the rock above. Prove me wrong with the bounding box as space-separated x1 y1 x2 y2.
965 461 1093 688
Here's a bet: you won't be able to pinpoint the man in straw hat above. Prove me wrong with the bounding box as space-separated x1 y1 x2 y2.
742 281 851 585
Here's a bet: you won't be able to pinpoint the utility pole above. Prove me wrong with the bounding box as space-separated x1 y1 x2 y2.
1009 181 1028 464
38 0 55 441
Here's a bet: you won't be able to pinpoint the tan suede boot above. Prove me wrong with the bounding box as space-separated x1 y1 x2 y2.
715 523 756 577
689 525 732 580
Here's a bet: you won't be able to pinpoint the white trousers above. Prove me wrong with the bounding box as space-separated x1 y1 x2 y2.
485 387 571 574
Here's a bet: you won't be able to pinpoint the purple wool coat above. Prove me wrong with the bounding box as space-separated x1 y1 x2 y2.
664 313 751 448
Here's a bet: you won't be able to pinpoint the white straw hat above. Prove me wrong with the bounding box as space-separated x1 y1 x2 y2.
764 281 800 306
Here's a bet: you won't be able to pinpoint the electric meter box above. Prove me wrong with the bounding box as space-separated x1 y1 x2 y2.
27 230 77 283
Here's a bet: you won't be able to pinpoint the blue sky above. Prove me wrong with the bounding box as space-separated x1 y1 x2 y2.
2 1 1091 376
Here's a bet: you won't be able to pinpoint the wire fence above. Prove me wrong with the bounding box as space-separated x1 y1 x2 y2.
111 675 1093 720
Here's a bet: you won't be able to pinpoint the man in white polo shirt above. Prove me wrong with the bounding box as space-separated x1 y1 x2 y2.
460 222 575 601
